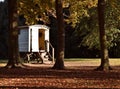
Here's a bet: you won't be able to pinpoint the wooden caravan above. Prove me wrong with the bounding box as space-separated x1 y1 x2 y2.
18 25 54 63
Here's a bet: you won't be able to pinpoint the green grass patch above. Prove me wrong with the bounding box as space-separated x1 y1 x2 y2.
64 58 100 61
0 59 8 63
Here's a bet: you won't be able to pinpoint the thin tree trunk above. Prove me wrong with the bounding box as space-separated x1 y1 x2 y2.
52 0 65 69
5 0 22 68
96 0 111 71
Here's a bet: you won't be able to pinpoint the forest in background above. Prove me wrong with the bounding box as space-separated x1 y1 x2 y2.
0 0 120 58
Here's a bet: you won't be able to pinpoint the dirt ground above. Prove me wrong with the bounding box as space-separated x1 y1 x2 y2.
0 59 120 89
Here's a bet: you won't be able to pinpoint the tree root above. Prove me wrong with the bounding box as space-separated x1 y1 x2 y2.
94 66 113 71
4 63 27 69
52 64 65 70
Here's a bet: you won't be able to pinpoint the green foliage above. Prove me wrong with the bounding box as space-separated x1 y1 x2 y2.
80 28 100 49
80 27 120 49
63 0 97 27
18 0 55 25
105 0 120 28
68 0 120 50
106 28 120 48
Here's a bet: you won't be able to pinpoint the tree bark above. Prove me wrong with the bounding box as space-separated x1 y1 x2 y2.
52 0 65 69
96 0 111 71
5 0 22 68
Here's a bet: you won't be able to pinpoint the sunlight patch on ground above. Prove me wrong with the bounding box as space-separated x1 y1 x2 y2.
0 58 119 67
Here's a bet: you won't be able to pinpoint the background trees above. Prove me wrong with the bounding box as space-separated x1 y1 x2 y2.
64 0 120 58
0 0 120 59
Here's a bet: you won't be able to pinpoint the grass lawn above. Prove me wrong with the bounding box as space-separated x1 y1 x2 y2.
65 58 120 66
0 58 120 67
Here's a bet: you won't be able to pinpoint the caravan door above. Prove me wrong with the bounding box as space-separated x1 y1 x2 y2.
30 27 39 52
39 29 45 51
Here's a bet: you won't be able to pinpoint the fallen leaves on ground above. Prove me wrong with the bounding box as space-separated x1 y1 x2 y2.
0 62 120 89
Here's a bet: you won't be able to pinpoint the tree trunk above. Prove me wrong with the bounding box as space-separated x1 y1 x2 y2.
52 0 65 69
5 0 22 68
96 0 111 71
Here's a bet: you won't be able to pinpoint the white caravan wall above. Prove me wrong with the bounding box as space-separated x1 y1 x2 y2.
31 27 39 52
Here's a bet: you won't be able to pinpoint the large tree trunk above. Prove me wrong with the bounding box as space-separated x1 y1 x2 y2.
5 0 22 68
96 0 111 71
52 0 65 69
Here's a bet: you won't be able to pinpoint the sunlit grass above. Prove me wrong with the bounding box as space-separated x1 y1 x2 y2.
0 58 120 67
109 58 120 66
65 58 120 66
